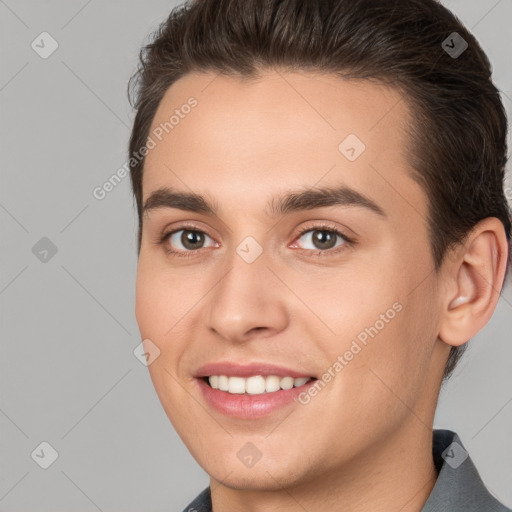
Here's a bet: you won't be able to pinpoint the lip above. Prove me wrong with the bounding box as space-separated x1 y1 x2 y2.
196 377 317 419
194 361 315 379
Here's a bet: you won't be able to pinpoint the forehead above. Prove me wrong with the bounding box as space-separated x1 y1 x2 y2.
142 70 426 222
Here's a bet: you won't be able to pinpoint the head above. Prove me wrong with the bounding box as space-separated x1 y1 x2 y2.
128 0 511 493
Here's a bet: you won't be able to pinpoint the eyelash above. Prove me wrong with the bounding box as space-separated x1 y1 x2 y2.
155 222 355 259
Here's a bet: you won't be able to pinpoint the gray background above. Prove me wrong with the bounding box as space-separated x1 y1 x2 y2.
1 0 511 510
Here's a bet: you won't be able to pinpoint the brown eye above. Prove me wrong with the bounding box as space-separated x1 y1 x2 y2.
296 228 347 252
165 229 215 252
181 230 205 250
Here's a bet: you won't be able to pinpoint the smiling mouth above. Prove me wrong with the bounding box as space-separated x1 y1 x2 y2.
202 375 317 395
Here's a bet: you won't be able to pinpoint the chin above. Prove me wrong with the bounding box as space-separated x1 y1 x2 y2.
212 469 305 492
201 452 319 492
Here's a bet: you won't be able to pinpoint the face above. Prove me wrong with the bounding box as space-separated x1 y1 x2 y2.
135 70 449 491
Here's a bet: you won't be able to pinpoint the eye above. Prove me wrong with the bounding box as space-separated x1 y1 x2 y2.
292 225 352 254
156 223 354 259
161 227 216 256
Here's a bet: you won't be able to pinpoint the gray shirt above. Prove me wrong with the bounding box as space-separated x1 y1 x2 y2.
181 430 511 511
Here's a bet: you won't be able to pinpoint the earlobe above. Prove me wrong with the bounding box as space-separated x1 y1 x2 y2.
439 261 476 347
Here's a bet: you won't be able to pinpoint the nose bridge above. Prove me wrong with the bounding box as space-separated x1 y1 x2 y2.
205 238 288 341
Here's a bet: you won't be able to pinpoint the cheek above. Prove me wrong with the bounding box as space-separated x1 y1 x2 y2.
135 257 182 335
134 265 191 418
134 260 196 376
348 288 439 419
135 268 160 337
317 266 434 396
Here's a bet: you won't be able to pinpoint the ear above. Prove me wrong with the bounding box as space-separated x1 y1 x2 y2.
438 217 509 347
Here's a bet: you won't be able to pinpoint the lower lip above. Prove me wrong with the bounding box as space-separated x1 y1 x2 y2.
196 378 316 419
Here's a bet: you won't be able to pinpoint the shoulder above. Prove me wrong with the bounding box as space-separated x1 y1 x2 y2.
421 429 511 511
181 486 212 512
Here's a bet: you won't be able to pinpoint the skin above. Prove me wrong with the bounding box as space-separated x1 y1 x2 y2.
135 70 508 512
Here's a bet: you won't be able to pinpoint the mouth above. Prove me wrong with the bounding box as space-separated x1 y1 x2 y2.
201 375 317 395
194 362 319 418
196 373 319 419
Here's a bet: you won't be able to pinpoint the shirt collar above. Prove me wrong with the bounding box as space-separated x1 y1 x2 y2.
421 429 509 511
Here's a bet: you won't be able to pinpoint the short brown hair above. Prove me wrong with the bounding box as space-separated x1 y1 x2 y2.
127 0 511 380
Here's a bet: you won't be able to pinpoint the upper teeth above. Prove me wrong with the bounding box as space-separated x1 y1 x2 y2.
208 375 312 395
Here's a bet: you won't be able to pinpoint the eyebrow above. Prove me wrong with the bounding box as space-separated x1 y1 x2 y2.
142 184 387 219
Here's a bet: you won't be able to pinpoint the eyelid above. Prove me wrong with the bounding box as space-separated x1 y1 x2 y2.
292 221 354 240
290 222 355 253
156 221 356 258
154 221 217 257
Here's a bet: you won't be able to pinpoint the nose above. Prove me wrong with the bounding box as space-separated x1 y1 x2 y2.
205 247 289 344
